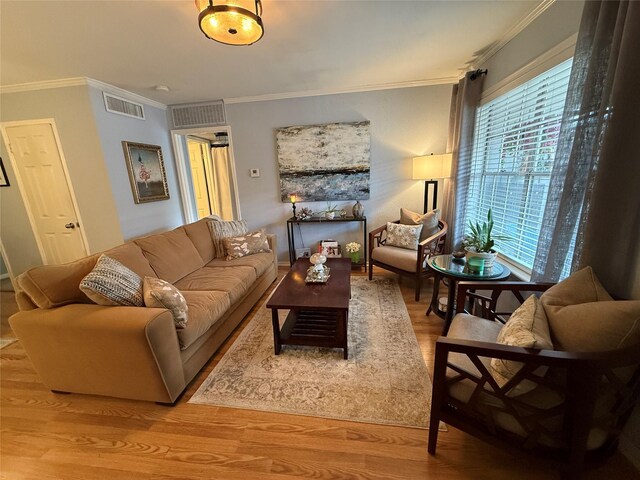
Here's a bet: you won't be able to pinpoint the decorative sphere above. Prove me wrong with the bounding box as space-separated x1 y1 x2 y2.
309 253 327 266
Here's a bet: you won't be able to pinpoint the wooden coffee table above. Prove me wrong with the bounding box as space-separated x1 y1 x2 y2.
266 258 351 359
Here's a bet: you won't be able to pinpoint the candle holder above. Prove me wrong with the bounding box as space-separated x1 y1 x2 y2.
290 194 297 218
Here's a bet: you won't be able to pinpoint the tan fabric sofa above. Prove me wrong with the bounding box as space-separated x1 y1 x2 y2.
9 217 278 404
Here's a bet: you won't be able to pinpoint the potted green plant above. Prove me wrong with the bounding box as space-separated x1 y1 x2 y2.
319 202 340 219
463 208 509 268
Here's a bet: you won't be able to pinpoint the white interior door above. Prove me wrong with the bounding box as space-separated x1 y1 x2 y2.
187 138 212 219
4 123 87 264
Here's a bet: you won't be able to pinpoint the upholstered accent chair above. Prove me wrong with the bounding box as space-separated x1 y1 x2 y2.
368 217 447 301
428 279 640 479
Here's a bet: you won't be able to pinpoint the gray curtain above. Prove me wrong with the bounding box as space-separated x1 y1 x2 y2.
442 71 485 252
531 0 640 299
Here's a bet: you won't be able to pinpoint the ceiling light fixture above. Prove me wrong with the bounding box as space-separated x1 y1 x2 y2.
195 0 264 46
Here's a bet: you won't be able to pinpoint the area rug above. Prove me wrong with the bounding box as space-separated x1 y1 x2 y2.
189 277 434 429
0 337 17 349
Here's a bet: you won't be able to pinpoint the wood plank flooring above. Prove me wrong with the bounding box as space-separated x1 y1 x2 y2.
1 269 638 479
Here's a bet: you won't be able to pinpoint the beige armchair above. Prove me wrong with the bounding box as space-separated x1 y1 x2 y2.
368 219 447 301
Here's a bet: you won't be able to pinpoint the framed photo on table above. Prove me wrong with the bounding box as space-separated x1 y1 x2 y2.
122 141 169 203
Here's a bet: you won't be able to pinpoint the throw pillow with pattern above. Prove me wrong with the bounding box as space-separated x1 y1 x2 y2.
490 295 553 393
222 230 271 260
143 277 188 329
385 222 423 250
400 207 440 242
208 219 248 258
79 255 144 306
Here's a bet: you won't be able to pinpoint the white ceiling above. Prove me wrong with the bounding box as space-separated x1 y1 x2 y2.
1 0 540 105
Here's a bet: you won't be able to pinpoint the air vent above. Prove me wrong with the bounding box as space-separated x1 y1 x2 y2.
169 101 226 129
103 92 145 120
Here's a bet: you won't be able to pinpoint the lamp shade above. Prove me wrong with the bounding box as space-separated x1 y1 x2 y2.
195 0 264 46
412 153 452 180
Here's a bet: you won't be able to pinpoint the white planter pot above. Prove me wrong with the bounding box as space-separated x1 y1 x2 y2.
324 211 335 220
464 247 498 268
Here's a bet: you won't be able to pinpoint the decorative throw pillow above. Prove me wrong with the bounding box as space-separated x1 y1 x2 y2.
79 255 144 307
400 207 440 242
540 266 640 352
222 230 271 260
207 219 248 258
142 277 188 329
490 295 553 390
385 222 423 250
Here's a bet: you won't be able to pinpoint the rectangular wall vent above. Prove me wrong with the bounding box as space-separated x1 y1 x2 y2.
103 92 145 120
169 101 226 129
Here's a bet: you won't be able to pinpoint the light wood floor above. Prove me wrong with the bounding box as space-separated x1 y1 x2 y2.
1 269 638 480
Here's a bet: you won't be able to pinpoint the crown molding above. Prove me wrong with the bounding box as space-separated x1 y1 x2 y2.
0 77 87 93
1 77 167 110
470 0 556 69
224 77 458 105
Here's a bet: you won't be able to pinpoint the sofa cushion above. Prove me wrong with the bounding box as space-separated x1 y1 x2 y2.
222 230 271 260
541 267 640 351
400 207 440 242
385 222 422 250
208 219 248 258
135 227 203 283
372 245 420 272
183 218 216 264
143 277 188 330
177 291 230 349
174 266 257 303
206 252 274 278
18 254 100 309
104 242 157 279
79 255 144 307
490 295 553 391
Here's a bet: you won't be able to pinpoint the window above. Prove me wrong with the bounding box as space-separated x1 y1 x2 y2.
465 59 573 270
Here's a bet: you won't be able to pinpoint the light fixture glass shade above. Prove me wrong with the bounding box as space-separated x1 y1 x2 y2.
196 0 264 46
412 153 453 179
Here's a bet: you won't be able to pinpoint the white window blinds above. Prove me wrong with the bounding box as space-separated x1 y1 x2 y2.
466 59 572 270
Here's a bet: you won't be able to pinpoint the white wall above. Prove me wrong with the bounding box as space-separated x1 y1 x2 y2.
88 86 184 240
0 86 124 275
225 85 452 262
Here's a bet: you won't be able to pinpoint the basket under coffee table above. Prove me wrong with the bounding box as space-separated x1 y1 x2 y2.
266 258 351 359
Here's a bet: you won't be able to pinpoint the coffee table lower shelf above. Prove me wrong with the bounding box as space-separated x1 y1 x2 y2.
271 308 349 359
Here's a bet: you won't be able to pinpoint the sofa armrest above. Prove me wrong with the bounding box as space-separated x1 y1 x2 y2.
266 233 278 266
9 304 186 403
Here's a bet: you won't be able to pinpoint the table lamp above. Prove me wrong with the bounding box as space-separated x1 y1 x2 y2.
412 153 452 213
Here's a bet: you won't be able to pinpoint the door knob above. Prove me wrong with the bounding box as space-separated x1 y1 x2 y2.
65 223 76 229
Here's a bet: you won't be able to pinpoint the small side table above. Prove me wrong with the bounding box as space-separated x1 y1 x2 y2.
426 254 510 335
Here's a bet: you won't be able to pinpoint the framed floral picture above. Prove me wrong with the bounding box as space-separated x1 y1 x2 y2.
122 141 170 203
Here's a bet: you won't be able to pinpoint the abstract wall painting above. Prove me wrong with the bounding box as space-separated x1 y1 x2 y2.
276 121 370 202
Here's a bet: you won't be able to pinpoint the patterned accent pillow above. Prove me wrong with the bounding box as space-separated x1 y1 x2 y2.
222 230 271 260
400 207 440 242
142 277 188 329
208 219 248 258
385 222 423 250
79 255 144 306
490 295 553 392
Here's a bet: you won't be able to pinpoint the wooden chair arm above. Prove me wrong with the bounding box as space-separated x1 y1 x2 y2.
456 281 555 320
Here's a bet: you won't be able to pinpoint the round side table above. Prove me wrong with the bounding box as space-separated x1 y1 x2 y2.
426 254 511 334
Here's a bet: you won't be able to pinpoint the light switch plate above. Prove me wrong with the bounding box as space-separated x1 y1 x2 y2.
250 168 260 177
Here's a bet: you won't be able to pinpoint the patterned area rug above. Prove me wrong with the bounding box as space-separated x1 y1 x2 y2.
189 277 434 429
0 337 17 349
